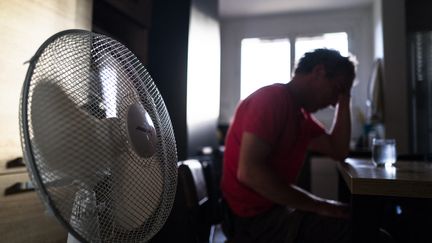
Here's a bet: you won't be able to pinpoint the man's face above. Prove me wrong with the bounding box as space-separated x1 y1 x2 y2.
305 66 353 112
326 75 352 105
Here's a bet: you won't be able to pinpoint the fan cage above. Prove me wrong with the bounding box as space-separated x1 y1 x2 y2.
19 29 178 243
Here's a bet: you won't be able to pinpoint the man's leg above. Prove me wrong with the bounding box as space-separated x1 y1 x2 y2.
294 212 352 243
232 206 303 243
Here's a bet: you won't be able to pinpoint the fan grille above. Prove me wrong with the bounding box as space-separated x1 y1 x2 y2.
20 30 177 242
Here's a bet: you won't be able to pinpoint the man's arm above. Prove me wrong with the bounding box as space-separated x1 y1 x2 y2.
308 94 351 161
237 132 350 218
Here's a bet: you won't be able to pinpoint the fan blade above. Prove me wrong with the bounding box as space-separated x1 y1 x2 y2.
111 151 163 230
31 82 119 185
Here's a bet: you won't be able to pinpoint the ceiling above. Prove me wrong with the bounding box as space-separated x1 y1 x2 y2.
219 0 373 18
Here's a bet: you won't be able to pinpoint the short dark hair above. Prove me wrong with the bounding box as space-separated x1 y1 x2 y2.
295 48 356 81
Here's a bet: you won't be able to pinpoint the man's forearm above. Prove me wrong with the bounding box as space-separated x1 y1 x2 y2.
329 95 351 160
239 161 349 218
239 160 320 210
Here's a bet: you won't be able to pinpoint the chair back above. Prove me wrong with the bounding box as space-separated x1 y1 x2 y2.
179 160 209 208
151 160 209 243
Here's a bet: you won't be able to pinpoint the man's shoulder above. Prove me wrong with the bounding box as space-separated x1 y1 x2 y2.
258 83 286 93
249 84 289 103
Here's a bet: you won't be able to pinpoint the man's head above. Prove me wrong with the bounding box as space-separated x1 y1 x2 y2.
293 48 356 112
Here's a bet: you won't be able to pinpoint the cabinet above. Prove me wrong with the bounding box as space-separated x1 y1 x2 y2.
0 0 92 241
0 160 67 242
92 0 152 65
406 1 432 155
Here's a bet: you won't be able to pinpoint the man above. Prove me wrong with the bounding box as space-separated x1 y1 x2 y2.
221 48 355 242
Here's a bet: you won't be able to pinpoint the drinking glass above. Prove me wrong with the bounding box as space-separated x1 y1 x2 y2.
372 138 397 166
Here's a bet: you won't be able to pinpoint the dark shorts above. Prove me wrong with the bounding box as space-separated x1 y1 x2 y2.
232 206 352 243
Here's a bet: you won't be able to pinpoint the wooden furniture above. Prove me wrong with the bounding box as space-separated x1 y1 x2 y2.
1 2 91 240
337 158 432 243
92 0 152 65
0 160 67 243
337 158 432 198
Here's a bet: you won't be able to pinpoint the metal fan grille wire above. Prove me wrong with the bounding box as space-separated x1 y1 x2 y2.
19 29 177 242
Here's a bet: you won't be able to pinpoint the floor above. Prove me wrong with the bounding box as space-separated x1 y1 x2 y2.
210 224 227 243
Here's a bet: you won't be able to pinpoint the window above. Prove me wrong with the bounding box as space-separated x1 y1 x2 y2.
240 38 291 100
295 32 349 65
240 32 349 100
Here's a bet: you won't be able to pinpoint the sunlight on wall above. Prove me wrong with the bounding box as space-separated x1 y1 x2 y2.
186 4 221 155
187 5 220 126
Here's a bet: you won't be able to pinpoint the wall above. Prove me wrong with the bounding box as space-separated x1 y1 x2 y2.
187 0 221 156
149 0 220 160
406 1 432 32
373 0 383 59
219 6 374 140
405 0 432 154
0 0 93 162
377 0 409 153
148 0 190 160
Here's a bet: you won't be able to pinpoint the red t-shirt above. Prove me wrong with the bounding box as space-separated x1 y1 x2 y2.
221 83 325 217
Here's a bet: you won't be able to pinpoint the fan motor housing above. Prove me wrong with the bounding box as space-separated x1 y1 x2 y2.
126 103 157 158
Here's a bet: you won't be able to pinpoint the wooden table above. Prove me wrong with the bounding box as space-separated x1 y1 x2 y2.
337 158 432 198
337 158 432 243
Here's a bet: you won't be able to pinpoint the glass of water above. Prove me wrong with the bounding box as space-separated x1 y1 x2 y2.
372 138 397 166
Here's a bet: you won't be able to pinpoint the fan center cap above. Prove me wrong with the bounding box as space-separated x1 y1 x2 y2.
126 103 157 158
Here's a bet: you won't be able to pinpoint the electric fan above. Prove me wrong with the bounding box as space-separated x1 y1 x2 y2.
19 29 178 242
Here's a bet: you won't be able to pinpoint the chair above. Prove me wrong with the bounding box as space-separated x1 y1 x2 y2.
198 148 228 242
150 159 210 243
195 147 234 242
198 147 224 225
181 159 212 240
179 160 209 207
